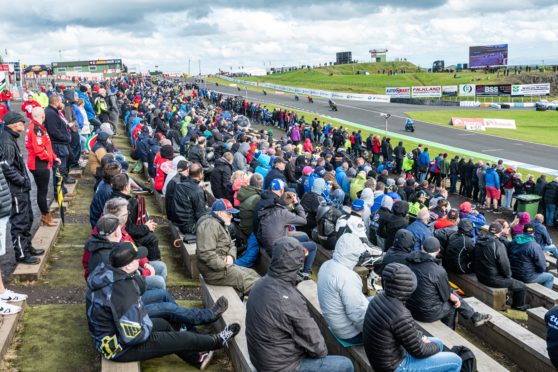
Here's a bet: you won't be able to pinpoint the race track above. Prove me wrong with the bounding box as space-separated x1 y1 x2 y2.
208 82 558 173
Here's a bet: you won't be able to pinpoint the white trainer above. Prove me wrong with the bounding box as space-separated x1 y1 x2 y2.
0 289 28 302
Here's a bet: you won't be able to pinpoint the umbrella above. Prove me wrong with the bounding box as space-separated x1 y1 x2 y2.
222 111 232 120
55 168 65 225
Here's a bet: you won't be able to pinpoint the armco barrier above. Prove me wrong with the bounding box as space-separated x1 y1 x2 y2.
390 98 460 106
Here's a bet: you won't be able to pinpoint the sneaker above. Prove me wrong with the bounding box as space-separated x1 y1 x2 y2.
198 351 214 370
211 296 229 319
216 323 241 346
0 301 22 315
471 312 492 326
512 304 531 311
0 290 28 302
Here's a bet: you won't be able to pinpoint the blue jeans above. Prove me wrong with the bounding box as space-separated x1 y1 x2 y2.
142 289 216 328
397 337 462 372
504 188 514 209
546 204 556 227
449 175 458 193
533 272 554 289
291 232 317 274
419 172 427 183
544 245 558 259
299 355 354 372
145 260 168 290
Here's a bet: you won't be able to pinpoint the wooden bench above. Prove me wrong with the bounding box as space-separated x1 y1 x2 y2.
448 273 508 310
48 180 79 212
169 223 199 279
149 179 166 214
69 167 84 179
12 220 62 281
546 256 556 270
525 283 558 309
417 320 507 372
0 301 25 359
199 275 256 372
101 359 140 372
461 297 555 372
314 244 333 266
296 280 372 372
527 307 548 339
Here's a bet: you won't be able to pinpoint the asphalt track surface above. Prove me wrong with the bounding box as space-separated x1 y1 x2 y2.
209 83 558 172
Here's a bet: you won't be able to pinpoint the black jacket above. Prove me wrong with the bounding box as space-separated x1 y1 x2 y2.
381 201 409 249
0 168 11 218
209 157 232 199
0 127 31 195
168 175 208 233
299 192 324 234
543 181 558 206
153 116 168 135
246 237 327 372
393 145 406 160
44 105 71 144
443 219 475 274
285 161 297 183
364 263 439 372
406 251 452 322
375 230 415 276
187 144 209 168
474 234 512 286
85 234 116 279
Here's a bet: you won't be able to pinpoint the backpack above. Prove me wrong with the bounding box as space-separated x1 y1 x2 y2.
449 345 476 372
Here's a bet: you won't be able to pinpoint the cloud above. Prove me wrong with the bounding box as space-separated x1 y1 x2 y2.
1 1 557 73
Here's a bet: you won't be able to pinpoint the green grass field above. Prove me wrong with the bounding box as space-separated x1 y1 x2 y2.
406 109 558 147
231 61 557 97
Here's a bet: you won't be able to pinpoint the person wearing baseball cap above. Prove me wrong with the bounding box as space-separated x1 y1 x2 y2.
474 222 529 311
0 111 44 264
196 199 260 296
263 156 287 190
86 241 241 368
509 223 554 289
406 236 492 329
335 199 374 246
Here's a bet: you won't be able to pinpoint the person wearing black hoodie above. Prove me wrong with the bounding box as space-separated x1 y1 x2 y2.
246 237 353 372
379 201 409 250
375 230 415 276
363 263 462 372
209 152 233 200
443 219 475 274
406 237 491 329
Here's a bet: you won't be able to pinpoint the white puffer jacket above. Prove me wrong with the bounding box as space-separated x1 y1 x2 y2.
317 233 370 339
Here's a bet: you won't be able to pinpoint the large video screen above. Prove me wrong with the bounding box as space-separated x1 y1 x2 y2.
469 44 508 68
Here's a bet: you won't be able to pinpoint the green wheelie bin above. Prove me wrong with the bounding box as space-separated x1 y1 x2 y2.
514 194 541 220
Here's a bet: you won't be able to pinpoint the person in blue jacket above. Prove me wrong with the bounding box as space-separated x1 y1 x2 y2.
545 305 558 368
484 164 501 211
509 223 554 288
418 147 430 183
406 209 433 251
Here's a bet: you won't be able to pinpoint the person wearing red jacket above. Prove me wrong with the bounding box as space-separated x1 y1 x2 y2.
21 94 42 120
0 103 7 122
372 136 382 164
153 144 174 192
0 89 13 111
25 106 59 226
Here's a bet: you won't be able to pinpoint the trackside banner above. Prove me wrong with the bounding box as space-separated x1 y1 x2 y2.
442 85 458 96
385 87 411 98
220 76 391 103
452 117 516 130
411 86 442 98
511 83 550 96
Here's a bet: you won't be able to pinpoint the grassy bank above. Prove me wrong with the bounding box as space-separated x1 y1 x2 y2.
406 109 558 147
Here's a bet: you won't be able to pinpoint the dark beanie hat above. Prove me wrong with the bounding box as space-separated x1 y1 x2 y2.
160 145 174 160
422 237 441 253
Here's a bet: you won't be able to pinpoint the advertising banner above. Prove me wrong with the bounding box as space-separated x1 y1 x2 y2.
475 84 511 96
459 84 476 97
411 86 442 98
442 85 458 96
511 83 551 96
385 87 411 98
452 117 516 129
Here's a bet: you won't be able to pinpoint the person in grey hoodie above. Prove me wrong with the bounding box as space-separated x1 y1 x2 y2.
232 142 250 171
246 237 353 372
318 233 370 344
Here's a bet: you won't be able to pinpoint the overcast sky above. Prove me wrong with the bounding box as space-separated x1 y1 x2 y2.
1 0 557 74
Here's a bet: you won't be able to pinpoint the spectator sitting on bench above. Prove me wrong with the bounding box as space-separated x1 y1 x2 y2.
318 233 371 345
109 173 160 261
442 219 475 274
475 222 530 311
509 223 554 289
545 305 558 369
406 208 433 252
406 237 491 329
433 209 459 251
168 162 209 235
98 200 167 290
375 229 415 276
90 162 122 228
237 173 263 240
380 200 410 250
164 159 189 219
363 263 463 372
86 243 240 368
196 199 260 296
246 237 354 372
533 214 558 258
